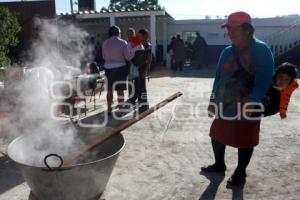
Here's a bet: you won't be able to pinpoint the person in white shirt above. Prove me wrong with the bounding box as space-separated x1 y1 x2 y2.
102 26 135 115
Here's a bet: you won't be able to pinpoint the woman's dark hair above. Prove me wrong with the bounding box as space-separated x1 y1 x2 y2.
138 29 149 37
241 23 254 39
109 25 120 37
274 62 298 83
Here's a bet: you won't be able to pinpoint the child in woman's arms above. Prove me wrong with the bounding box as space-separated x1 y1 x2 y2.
262 62 298 119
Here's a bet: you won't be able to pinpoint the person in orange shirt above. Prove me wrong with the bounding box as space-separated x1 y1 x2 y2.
262 62 298 119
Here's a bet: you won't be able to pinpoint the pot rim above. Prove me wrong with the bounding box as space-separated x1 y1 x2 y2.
7 133 126 170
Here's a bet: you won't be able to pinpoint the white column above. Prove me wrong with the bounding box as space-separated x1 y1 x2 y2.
110 16 115 26
150 15 156 57
163 20 168 64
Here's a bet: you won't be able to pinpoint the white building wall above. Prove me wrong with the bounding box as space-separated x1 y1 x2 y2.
73 13 300 64
168 17 300 46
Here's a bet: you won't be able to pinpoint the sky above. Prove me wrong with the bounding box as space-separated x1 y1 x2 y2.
1 0 300 19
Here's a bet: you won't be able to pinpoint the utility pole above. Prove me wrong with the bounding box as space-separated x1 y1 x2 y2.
70 0 74 13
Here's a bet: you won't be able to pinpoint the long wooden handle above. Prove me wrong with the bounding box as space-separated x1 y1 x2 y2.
62 92 183 166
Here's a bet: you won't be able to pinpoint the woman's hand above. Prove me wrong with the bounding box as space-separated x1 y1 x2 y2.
243 104 253 118
208 104 215 118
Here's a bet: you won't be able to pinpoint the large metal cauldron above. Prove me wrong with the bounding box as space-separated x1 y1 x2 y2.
7 132 125 200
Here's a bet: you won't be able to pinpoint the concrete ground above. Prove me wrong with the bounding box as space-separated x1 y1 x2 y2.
1 66 300 200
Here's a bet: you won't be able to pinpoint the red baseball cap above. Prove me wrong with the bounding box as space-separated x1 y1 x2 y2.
221 11 252 28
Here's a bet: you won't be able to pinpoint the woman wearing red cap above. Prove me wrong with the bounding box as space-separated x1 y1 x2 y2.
201 11 274 187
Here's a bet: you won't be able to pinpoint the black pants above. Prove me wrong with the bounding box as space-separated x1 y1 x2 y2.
172 60 184 72
128 70 148 105
211 139 253 174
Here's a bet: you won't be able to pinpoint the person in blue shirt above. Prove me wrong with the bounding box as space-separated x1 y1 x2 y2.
201 11 274 188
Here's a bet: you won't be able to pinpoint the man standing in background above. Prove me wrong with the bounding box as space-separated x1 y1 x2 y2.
192 32 208 68
102 26 136 115
172 34 186 72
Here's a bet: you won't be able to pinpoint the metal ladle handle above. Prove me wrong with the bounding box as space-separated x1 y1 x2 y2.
44 154 63 170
